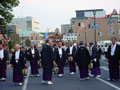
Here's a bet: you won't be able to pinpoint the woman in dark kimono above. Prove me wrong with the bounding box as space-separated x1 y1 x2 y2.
0 43 9 81
76 41 90 80
10 44 26 86
54 41 67 77
28 44 40 77
89 42 101 78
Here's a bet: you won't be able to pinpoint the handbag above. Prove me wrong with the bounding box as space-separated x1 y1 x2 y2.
88 63 93 69
68 56 73 62
22 68 28 76
53 67 59 74
38 61 42 68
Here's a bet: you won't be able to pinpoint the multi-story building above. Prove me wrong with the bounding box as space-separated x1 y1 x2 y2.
71 9 120 43
61 24 71 35
8 16 40 33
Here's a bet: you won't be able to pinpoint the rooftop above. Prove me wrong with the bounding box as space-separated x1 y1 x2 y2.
76 9 104 12
19 30 38 37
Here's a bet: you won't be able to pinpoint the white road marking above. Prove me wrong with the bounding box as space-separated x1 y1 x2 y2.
100 60 108 64
96 78 120 90
89 74 120 90
22 67 30 90
100 66 109 71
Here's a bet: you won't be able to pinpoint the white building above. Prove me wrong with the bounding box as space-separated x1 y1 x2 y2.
61 24 71 35
8 16 40 33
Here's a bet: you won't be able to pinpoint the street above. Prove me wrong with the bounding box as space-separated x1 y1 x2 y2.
0 55 120 90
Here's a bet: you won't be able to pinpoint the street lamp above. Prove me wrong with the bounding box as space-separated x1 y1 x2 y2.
84 26 87 44
93 9 97 47
22 34 23 47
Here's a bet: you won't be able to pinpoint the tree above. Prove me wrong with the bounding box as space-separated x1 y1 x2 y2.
8 31 20 49
25 39 31 47
68 27 74 33
0 0 19 23
0 0 20 49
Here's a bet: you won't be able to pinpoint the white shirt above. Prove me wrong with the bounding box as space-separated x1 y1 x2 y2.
58 47 62 58
58 48 62 55
70 46 73 54
111 43 116 56
0 49 4 58
31 48 35 54
15 50 20 60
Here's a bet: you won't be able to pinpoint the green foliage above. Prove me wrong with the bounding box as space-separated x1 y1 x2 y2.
8 32 20 49
0 0 19 23
25 39 31 47
68 27 74 33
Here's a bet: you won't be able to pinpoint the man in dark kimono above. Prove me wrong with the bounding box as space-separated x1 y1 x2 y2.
22 46 28 77
10 44 27 86
66 41 76 75
28 44 40 77
76 41 90 80
97 45 102 59
41 39 56 85
54 41 67 77
0 43 9 81
89 42 101 77
22 46 29 61
106 37 120 81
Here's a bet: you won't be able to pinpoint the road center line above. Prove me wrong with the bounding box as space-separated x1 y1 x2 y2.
22 67 30 90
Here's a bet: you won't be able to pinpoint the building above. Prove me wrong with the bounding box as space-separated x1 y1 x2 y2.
8 16 40 33
71 9 120 43
19 30 44 46
76 9 106 18
61 24 71 35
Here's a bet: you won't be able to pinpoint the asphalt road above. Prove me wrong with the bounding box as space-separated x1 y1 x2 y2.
0 55 120 90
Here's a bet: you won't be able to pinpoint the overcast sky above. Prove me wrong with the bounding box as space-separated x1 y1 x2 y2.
13 0 120 32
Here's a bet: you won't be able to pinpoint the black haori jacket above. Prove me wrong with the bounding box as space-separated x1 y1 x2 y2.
28 48 40 61
0 49 9 69
10 50 26 75
54 48 67 67
41 45 54 72
76 46 91 70
90 46 100 68
106 44 120 63
66 46 76 62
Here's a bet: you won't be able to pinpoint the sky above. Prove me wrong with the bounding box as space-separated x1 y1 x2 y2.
13 0 120 32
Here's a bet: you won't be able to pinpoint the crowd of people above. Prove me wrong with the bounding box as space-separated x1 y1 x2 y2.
0 37 120 86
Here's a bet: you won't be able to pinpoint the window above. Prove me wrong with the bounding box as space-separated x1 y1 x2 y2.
27 20 32 29
78 23 81 26
88 24 91 29
109 30 115 36
78 22 84 27
31 36 33 40
119 29 120 34
118 21 120 24
98 32 103 36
